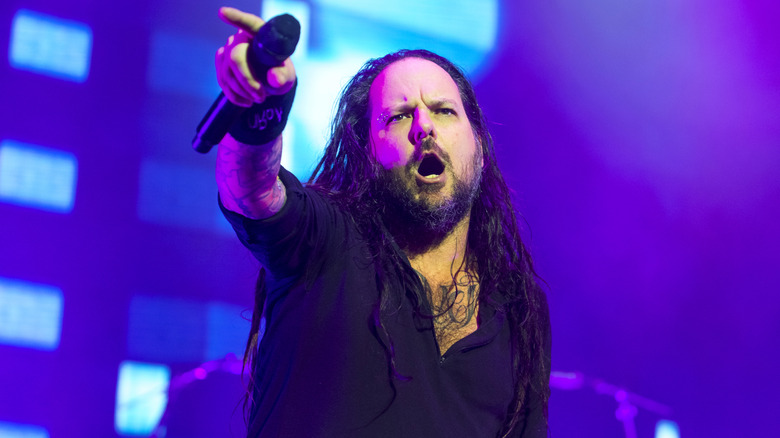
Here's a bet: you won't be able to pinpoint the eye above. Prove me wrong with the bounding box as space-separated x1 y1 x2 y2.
435 107 456 116
387 113 410 124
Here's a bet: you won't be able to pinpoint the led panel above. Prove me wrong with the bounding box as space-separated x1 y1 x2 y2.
137 160 230 233
146 31 220 99
127 295 205 363
9 9 93 82
205 301 250 361
0 277 63 351
0 421 49 438
114 361 170 436
0 140 78 213
128 295 248 363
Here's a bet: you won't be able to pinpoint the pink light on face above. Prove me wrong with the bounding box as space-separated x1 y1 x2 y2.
368 58 479 177
370 123 410 169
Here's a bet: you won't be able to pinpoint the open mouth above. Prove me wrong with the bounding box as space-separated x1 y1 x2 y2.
417 154 445 178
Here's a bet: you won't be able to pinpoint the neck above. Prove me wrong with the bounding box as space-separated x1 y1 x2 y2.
396 213 473 285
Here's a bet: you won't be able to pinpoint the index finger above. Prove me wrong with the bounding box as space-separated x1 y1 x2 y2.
218 7 265 34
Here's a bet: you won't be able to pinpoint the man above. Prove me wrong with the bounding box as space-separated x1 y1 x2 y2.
212 7 550 438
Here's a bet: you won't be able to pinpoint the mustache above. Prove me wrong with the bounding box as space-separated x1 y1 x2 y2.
410 138 451 168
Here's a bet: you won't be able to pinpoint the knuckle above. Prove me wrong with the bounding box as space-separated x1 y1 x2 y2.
229 47 245 63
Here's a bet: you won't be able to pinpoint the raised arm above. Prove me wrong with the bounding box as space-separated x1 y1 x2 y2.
214 7 297 220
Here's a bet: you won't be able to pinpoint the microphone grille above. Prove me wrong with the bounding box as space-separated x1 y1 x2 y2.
257 14 301 59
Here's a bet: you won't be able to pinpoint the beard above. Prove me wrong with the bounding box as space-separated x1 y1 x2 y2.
374 140 482 247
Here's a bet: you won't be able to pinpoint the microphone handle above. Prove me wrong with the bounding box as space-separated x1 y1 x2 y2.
192 54 274 154
192 93 250 153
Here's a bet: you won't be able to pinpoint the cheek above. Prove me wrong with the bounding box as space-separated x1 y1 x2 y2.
372 130 409 169
453 132 482 174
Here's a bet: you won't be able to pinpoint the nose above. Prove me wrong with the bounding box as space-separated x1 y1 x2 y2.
409 108 436 145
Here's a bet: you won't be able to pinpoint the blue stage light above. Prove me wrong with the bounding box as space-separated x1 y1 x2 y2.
0 421 49 438
127 295 205 363
312 0 497 51
128 295 249 363
136 159 231 234
205 301 250 361
0 277 63 351
146 31 220 99
655 420 680 438
114 361 170 436
0 140 78 213
9 9 92 82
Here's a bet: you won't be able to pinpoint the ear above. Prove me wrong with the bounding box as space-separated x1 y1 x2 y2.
476 135 485 169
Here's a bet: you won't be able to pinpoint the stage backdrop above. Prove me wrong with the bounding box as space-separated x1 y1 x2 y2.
1 0 778 437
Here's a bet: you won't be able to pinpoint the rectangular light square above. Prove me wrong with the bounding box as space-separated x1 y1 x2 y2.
115 361 170 436
0 421 50 438
127 295 205 363
147 31 220 99
9 9 93 82
0 277 63 351
137 160 230 234
0 140 78 213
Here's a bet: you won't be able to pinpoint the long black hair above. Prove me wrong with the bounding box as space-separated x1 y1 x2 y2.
244 49 550 437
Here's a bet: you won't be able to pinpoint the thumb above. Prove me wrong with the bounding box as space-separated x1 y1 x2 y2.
218 7 265 34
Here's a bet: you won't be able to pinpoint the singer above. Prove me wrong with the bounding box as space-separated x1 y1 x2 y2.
211 6 551 438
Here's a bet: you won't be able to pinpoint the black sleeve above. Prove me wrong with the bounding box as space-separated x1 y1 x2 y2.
219 167 348 281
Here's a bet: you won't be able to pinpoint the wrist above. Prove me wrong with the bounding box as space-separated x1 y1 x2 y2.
228 79 297 145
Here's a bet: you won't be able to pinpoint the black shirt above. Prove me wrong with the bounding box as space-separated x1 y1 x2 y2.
222 167 547 437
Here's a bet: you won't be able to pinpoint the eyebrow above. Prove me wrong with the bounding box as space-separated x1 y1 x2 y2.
381 98 459 115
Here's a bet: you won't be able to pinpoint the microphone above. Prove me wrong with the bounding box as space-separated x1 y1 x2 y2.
192 14 301 154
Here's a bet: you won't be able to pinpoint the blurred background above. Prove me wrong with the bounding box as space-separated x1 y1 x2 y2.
1 0 778 437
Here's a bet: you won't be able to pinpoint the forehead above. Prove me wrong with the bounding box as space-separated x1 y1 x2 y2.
369 58 462 111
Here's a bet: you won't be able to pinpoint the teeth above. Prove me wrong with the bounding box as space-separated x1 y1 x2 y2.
424 174 440 179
